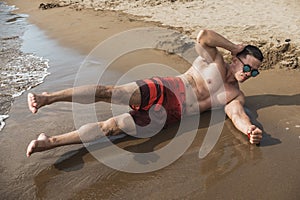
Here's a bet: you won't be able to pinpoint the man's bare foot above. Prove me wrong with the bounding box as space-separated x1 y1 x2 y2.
26 133 52 157
27 92 49 113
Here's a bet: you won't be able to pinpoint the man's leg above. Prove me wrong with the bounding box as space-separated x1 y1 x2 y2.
26 113 137 157
28 82 140 113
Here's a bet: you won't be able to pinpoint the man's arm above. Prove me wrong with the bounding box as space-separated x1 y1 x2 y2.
197 29 244 60
225 93 263 144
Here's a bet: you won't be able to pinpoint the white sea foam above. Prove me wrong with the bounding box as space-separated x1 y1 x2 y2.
0 3 50 131
0 53 50 131
4 53 50 98
0 115 9 131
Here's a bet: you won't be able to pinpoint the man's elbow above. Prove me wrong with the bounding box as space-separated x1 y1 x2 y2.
197 29 209 43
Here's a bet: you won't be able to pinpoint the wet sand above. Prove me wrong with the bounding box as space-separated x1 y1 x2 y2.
1 0 300 199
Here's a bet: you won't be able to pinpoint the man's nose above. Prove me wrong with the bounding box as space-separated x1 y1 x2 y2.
245 72 251 77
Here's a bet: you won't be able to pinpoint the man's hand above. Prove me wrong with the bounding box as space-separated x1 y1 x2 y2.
231 44 245 56
247 125 263 144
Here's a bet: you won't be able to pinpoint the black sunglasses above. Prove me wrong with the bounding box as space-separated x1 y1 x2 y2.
237 57 260 77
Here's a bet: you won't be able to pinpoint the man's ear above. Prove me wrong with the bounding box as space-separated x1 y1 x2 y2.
232 56 238 63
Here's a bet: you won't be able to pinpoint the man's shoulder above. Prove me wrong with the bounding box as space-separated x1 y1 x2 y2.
231 90 245 104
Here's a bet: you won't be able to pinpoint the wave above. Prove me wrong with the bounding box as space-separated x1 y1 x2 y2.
0 2 50 131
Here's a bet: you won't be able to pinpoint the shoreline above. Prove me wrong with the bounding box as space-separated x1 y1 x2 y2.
0 2 51 131
6 0 169 55
7 0 300 70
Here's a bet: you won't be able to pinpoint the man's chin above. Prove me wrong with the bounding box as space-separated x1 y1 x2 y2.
235 74 247 83
239 78 247 83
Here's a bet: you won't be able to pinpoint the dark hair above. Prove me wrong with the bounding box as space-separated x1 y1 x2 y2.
236 45 264 62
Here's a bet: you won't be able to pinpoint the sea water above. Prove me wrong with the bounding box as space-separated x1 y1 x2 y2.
0 2 49 131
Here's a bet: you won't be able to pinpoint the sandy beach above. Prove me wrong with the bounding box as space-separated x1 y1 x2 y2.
1 0 300 199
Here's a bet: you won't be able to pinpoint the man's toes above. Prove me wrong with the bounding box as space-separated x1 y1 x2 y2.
37 133 47 140
28 93 34 101
26 140 37 157
27 93 37 113
31 107 37 114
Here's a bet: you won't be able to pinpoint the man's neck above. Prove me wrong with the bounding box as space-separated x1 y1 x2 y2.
225 63 238 84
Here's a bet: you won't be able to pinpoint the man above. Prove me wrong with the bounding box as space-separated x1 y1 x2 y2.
26 29 263 157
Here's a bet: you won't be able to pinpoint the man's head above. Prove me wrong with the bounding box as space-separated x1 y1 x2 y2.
232 45 264 83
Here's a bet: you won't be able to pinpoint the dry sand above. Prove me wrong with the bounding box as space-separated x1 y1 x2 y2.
58 0 300 70
10 0 300 70
1 0 300 199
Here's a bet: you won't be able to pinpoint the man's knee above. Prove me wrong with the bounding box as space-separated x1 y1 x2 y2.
78 122 105 142
113 113 137 136
111 82 140 105
100 118 120 136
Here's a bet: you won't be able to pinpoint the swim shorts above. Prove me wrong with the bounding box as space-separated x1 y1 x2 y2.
129 77 186 133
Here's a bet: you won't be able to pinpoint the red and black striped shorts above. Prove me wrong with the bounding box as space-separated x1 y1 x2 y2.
129 76 186 132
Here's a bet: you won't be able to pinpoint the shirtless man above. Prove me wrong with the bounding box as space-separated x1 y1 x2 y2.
26 29 263 157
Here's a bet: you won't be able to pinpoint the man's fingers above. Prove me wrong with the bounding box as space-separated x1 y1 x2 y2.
247 125 262 144
250 139 260 144
249 132 262 138
249 134 261 143
249 132 262 144
247 127 262 144
247 125 256 132
252 130 262 135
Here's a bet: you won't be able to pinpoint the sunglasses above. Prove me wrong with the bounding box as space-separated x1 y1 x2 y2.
237 57 260 77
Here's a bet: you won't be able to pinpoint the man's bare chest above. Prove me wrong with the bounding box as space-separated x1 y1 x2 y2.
182 69 240 114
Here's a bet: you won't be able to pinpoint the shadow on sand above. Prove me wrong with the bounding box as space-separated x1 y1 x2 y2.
33 93 299 197
52 93 300 169
54 93 300 166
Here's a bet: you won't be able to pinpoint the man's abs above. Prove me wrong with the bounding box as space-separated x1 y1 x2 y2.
178 73 240 116
178 74 211 115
